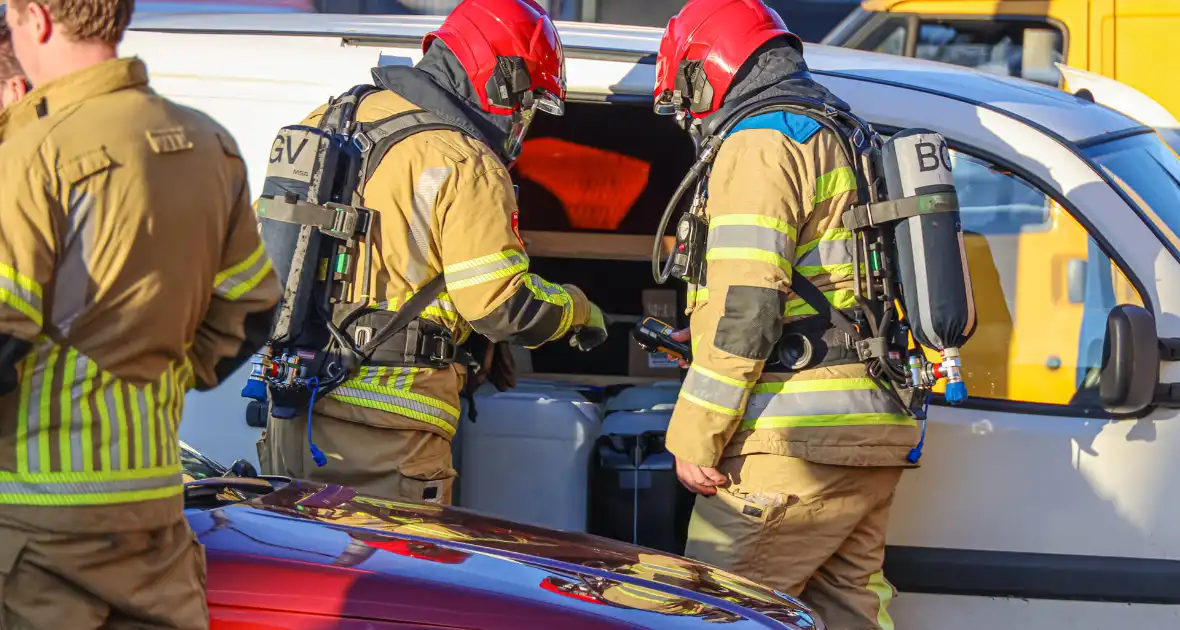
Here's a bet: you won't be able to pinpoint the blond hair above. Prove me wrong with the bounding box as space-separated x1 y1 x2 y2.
8 0 134 46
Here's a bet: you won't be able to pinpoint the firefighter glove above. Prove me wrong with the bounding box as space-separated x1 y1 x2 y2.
563 284 608 352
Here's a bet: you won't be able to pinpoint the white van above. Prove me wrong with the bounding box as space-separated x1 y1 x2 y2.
122 13 1180 630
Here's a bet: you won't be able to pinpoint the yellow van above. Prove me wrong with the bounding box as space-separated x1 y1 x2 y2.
823 0 1180 118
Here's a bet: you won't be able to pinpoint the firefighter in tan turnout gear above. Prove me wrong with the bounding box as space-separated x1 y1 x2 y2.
0 0 280 627
649 0 976 628
260 0 608 504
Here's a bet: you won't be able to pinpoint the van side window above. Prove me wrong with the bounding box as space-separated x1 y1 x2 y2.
929 150 1143 409
915 19 1064 86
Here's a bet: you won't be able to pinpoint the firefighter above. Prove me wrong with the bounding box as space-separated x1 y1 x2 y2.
261 0 608 505
0 0 280 627
654 1 917 628
0 5 29 110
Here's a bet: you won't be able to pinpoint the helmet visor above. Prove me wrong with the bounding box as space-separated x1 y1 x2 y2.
505 99 539 163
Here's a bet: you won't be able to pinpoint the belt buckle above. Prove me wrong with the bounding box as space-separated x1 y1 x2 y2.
429 337 456 365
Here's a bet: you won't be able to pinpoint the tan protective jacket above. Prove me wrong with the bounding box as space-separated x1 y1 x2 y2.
0 58 281 533
666 115 920 469
297 90 593 439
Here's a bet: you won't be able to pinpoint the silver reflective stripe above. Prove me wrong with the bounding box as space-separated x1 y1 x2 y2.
407 167 452 285
681 366 749 415
393 368 417 390
0 273 42 323
706 225 791 257
136 386 150 469
52 190 96 336
69 353 88 473
332 386 457 422
24 344 50 474
158 371 171 467
797 237 854 270
213 247 271 301
0 472 183 496
445 251 529 285
744 385 900 420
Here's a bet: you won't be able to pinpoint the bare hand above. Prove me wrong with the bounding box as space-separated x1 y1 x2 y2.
674 456 727 496
669 328 690 369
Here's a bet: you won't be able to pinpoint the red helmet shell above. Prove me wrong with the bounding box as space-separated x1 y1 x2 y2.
423 0 566 117
655 0 802 118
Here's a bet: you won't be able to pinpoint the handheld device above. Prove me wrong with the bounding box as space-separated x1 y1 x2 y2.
632 317 692 364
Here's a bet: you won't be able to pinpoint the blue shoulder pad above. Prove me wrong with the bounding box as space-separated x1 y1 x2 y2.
726 111 823 145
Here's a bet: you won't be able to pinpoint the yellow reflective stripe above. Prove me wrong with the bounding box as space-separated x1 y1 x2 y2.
81 359 97 473
16 352 35 474
114 381 129 471
740 412 916 431
214 242 274 301
147 383 159 469
680 391 742 416
130 383 144 469
224 258 274 301
521 274 574 340
97 372 112 472
796 263 860 278
692 363 754 389
0 263 43 327
444 250 529 290
38 346 57 474
785 288 859 317
60 348 76 472
709 214 798 239
868 572 896 630
343 381 460 418
0 485 183 507
328 393 457 436
705 247 792 274
753 377 881 395
796 228 853 257
213 242 265 288
690 287 710 304
0 465 182 483
813 166 857 206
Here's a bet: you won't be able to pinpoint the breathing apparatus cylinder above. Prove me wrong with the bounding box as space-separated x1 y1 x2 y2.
879 130 976 404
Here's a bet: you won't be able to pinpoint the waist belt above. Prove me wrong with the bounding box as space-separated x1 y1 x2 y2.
765 310 863 373
348 310 474 370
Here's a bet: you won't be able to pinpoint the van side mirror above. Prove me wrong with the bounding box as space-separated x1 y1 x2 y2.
1100 304 1180 414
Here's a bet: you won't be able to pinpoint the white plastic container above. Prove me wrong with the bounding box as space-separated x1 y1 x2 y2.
605 381 681 414
457 380 603 532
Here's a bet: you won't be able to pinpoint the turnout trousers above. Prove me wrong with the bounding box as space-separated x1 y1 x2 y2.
0 519 207 630
685 454 904 630
260 407 456 506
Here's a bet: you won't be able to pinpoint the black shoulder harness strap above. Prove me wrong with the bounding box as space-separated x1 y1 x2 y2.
321 84 478 369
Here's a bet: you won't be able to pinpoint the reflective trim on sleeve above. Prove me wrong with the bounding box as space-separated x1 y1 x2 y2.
679 364 754 417
795 228 856 278
444 250 529 290
705 215 796 274
0 263 44 327
740 377 915 430
327 382 459 436
522 274 574 340
213 242 275 301
813 166 857 207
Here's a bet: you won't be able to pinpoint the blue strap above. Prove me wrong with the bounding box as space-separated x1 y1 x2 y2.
306 377 327 467
726 111 823 144
906 395 931 464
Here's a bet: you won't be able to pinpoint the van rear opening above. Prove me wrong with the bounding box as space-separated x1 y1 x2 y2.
509 99 696 382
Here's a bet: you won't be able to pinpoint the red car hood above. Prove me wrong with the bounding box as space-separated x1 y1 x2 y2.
185 479 822 629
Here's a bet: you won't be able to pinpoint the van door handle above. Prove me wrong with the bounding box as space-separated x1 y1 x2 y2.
1067 258 1087 304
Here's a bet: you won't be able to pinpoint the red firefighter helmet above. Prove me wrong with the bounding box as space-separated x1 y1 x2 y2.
654 0 803 119
423 0 566 118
